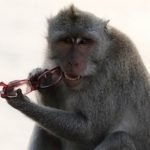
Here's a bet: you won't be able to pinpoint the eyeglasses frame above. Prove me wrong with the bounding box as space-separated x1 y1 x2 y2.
0 67 62 98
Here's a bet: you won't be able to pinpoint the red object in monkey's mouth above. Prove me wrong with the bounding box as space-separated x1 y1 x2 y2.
63 72 82 88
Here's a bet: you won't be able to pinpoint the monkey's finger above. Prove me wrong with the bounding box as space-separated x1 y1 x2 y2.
28 68 46 80
28 68 48 87
16 89 24 98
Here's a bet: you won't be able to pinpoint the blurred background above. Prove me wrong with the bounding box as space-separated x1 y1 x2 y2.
0 0 149 149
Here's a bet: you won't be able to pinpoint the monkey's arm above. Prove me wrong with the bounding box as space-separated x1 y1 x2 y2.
6 90 89 142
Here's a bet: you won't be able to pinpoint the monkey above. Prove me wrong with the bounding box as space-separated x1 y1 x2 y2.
4 5 150 150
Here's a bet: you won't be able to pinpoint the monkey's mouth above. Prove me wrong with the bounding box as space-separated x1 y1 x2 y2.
63 73 81 81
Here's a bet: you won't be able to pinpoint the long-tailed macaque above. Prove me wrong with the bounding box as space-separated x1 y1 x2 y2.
5 5 150 150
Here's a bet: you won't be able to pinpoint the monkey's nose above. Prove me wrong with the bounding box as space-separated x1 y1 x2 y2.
68 61 79 67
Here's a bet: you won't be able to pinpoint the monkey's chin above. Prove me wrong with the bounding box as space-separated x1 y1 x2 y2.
63 73 82 88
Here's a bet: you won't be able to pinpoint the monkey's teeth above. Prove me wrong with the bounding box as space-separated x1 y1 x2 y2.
64 73 81 81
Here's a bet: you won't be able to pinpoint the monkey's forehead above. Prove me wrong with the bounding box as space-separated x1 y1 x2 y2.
48 6 107 33
54 19 96 30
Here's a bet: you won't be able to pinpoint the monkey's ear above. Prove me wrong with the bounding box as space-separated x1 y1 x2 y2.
46 18 51 24
103 20 112 38
104 20 110 32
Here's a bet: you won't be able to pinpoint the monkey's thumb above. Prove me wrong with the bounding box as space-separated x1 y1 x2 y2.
16 89 23 97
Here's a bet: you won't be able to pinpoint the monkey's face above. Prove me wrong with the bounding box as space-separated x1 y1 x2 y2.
50 34 97 88
47 7 110 88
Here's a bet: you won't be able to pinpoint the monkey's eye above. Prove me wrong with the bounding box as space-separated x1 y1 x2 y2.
78 38 90 45
62 37 72 44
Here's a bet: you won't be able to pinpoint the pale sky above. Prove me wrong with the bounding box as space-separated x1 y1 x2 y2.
0 0 150 149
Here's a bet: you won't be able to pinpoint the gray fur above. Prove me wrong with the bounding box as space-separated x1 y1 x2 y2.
6 5 150 150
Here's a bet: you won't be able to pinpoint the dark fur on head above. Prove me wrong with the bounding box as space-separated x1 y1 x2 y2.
47 5 108 36
62 5 79 22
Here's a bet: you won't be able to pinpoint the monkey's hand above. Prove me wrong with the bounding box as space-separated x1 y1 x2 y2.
28 67 62 95
6 89 31 110
28 67 48 93
28 67 45 85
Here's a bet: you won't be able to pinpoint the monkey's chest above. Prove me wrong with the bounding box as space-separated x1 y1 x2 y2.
62 95 78 111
